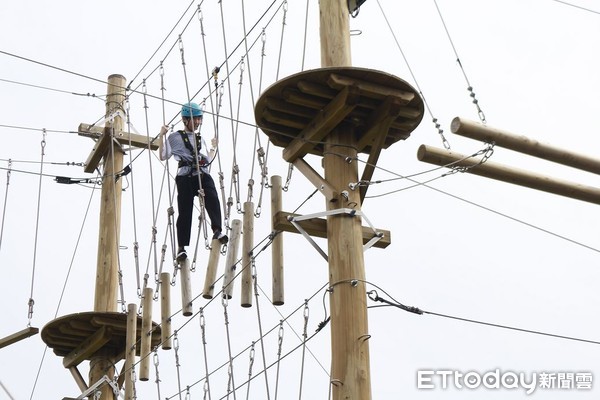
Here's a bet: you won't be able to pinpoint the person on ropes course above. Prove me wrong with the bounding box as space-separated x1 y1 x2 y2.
158 101 228 262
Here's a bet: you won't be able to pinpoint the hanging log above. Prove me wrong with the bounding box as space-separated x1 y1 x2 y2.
179 259 193 316
417 144 600 205
160 272 172 350
139 287 153 381
241 202 255 308
270 176 285 306
451 117 600 175
202 239 222 299
223 219 242 299
123 304 137 400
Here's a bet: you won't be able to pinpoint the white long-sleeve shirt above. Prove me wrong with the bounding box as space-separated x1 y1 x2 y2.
162 130 212 176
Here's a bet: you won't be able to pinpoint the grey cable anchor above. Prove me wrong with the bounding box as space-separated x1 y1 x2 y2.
367 290 423 315
286 208 384 261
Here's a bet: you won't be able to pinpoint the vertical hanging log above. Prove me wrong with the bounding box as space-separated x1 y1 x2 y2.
139 287 153 381
124 303 137 400
160 272 172 350
222 219 242 299
202 239 222 299
180 259 193 316
241 202 255 307
270 175 284 305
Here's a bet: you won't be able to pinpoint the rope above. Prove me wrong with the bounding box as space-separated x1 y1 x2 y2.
251 258 272 400
140 80 162 292
0 160 12 253
221 296 238 399
433 0 486 124
375 0 450 149
125 101 143 298
27 129 47 326
297 301 309 400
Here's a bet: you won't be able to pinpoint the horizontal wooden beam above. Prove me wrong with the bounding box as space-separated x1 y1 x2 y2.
63 325 112 368
0 326 39 349
451 117 600 175
79 123 158 173
417 144 600 205
273 211 391 249
282 85 360 162
328 73 415 104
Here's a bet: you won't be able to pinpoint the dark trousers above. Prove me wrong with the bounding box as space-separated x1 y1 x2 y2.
175 173 222 248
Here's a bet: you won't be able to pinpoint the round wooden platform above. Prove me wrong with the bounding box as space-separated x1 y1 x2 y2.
41 311 161 361
254 67 424 161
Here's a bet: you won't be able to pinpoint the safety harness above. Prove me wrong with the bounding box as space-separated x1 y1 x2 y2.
177 130 206 170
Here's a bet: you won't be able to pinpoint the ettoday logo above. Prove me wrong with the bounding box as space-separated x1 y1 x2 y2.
417 369 593 395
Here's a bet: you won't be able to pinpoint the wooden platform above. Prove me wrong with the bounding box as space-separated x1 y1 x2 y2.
254 67 424 162
41 312 161 368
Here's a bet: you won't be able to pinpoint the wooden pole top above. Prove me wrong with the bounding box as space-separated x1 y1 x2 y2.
254 67 424 163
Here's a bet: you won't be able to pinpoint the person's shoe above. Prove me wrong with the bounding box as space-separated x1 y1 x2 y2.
213 230 228 244
176 249 187 262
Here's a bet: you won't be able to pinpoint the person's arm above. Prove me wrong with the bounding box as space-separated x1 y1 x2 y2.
208 136 218 162
158 125 170 161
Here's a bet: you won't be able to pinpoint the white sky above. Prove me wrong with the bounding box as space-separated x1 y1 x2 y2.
1 0 600 399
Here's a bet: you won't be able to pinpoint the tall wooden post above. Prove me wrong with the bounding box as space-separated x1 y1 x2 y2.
321 1 371 399
89 74 126 398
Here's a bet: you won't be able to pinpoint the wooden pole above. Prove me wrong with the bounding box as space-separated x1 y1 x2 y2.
202 239 222 299
451 117 600 175
89 74 126 397
124 303 137 400
160 272 172 350
270 175 284 306
222 219 242 299
139 287 153 381
241 202 254 308
417 144 600 204
320 2 371 399
180 259 193 316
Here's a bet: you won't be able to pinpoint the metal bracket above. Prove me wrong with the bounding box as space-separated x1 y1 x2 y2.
287 208 384 261
71 375 120 399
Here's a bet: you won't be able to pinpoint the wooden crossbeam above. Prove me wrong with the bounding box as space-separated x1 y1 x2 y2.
273 211 391 249
63 326 112 368
282 85 360 162
358 96 406 201
0 326 39 349
328 73 415 104
292 158 338 202
78 123 158 173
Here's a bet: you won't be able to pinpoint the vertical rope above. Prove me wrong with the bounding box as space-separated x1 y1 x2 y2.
141 80 161 290
297 301 309 400
28 130 47 326
153 350 162 400
273 321 284 400
125 99 143 298
251 258 271 399
222 296 238 399
0 159 12 253
199 308 212 400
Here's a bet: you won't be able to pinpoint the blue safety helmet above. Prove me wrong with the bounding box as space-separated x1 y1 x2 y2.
181 102 203 117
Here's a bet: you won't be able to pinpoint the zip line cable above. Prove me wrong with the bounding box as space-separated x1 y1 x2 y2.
550 0 600 14
0 77 106 100
366 287 600 347
0 50 108 86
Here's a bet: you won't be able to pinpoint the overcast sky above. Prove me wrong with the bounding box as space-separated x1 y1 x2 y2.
1 1 600 399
